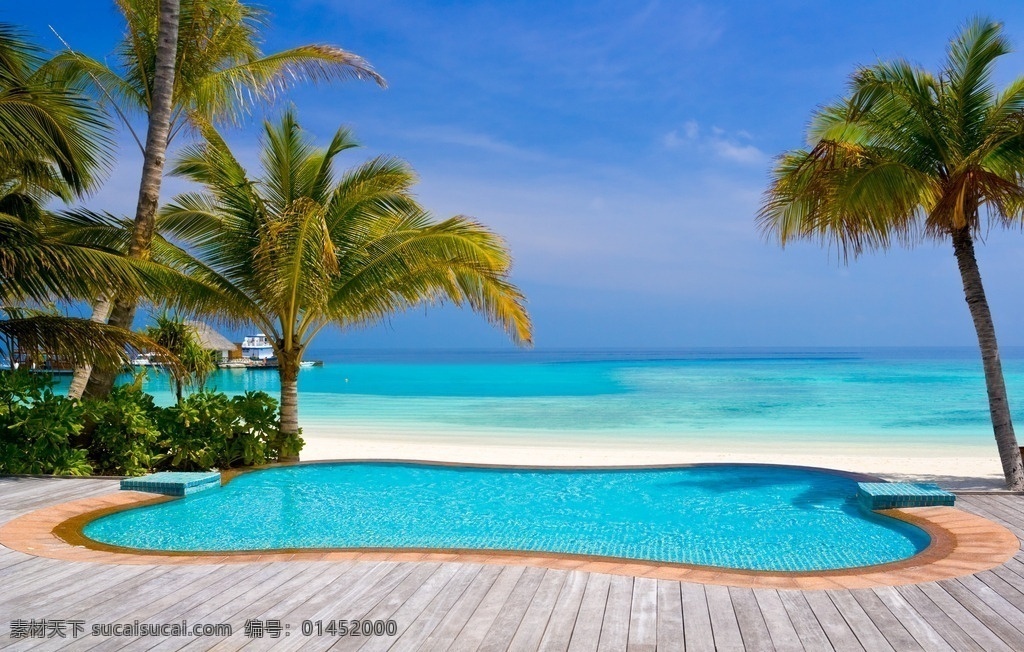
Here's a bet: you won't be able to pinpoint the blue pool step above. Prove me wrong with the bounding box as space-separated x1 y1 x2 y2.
120 472 221 496
857 482 955 510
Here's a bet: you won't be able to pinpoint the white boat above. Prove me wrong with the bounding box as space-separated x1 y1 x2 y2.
241 334 275 360
132 353 154 366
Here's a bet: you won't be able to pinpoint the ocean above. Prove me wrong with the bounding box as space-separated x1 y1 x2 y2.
108 347 1024 452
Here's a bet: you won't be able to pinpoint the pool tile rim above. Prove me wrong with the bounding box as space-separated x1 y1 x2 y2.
0 489 1017 590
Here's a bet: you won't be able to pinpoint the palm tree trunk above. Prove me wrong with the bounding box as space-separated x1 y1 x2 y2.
82 0 181 400
952 226 1024 490
67 294 113 399
278 350 301 463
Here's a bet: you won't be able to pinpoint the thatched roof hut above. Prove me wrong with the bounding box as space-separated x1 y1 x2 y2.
185 321 236 356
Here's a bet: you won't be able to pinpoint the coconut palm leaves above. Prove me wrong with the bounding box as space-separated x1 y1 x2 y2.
47 0 384 144
0 25 163 371
0 211 190 371
51 0 385 399
758 18 1024 489
161 110 532 450
0 24 110 197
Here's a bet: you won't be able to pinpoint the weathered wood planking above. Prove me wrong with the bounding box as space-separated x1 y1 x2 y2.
0 478 1023 651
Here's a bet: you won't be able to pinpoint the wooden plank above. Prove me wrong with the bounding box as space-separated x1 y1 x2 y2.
139 563 303 652
961 497 1024 540
566 572 610 652
626 576 657 652
988 563 1024 599
825 591 896 652
264 562 418 652
892 584 984 652
202 563 353 652
728 587 773 651
0 558 125 601
341 563 461 652
704 584 744 651
679 582 715 652
2 563 156 614
419 564 506 650
112 560 278 646
868 586 953 652
506 569 568 652
595 574 632 652
977 495 1024 530
537 570 588 652
959 572 1024 623
655 580 683 652
385 563 484 652
445 564 530 651
475 566 548 652
569 569 606 650
940 577 1024 646
997 558 1024 588
801 590 864 651
752 590 803 652
914 581 1013 652
778 590 836 651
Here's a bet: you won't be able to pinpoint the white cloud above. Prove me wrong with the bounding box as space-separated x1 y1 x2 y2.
399 126 548 162
661 130 683 149
662 120 766 165
661 120 699 150
683 120 699 140
710 139 766 165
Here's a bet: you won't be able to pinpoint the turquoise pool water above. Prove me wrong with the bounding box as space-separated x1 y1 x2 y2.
84 463 931 571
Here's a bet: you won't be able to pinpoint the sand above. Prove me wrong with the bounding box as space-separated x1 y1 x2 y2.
301 425 1011 491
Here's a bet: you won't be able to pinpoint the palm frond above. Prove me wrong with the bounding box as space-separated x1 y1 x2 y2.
0 315 180 373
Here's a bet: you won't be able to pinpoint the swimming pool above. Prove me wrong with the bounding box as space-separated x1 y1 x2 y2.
83 463 931 572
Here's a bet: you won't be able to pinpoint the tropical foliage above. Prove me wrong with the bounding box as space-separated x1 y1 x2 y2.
51 0 386 399
160 110 532 455
758 18 1024 489
0 23 173 371
0 369 286 475
144 313 218 404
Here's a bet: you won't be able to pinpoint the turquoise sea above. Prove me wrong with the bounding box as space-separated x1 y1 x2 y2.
110 347 1024 450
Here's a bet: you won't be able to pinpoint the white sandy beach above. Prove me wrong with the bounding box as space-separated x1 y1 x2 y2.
301 425 1009 491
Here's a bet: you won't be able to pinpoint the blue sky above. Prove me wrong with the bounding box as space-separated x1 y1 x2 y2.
9 1 1024 350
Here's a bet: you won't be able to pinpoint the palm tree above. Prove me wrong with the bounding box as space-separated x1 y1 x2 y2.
0 24 161 371
758 18 1024 490
144 313 217 404
161 111 532 458
50 0 385 399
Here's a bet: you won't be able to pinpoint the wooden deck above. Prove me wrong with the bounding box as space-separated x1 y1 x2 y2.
0 477 1022 651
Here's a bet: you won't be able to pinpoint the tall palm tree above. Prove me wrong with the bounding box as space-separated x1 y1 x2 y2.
51 0 385 399
161 111 532 458
0 24 158 371
758 18 1024 489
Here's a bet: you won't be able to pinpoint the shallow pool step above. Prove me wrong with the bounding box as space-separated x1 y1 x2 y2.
120 471 221 496
857 482 955 510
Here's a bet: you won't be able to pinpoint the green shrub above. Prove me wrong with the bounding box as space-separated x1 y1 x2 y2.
82 378 162 476
225 391 278 467
160 390 298 469
0 371 300 476
0 370 92 475
159 390 232 471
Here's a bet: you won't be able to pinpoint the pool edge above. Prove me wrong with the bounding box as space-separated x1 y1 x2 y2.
0 470 1017 590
